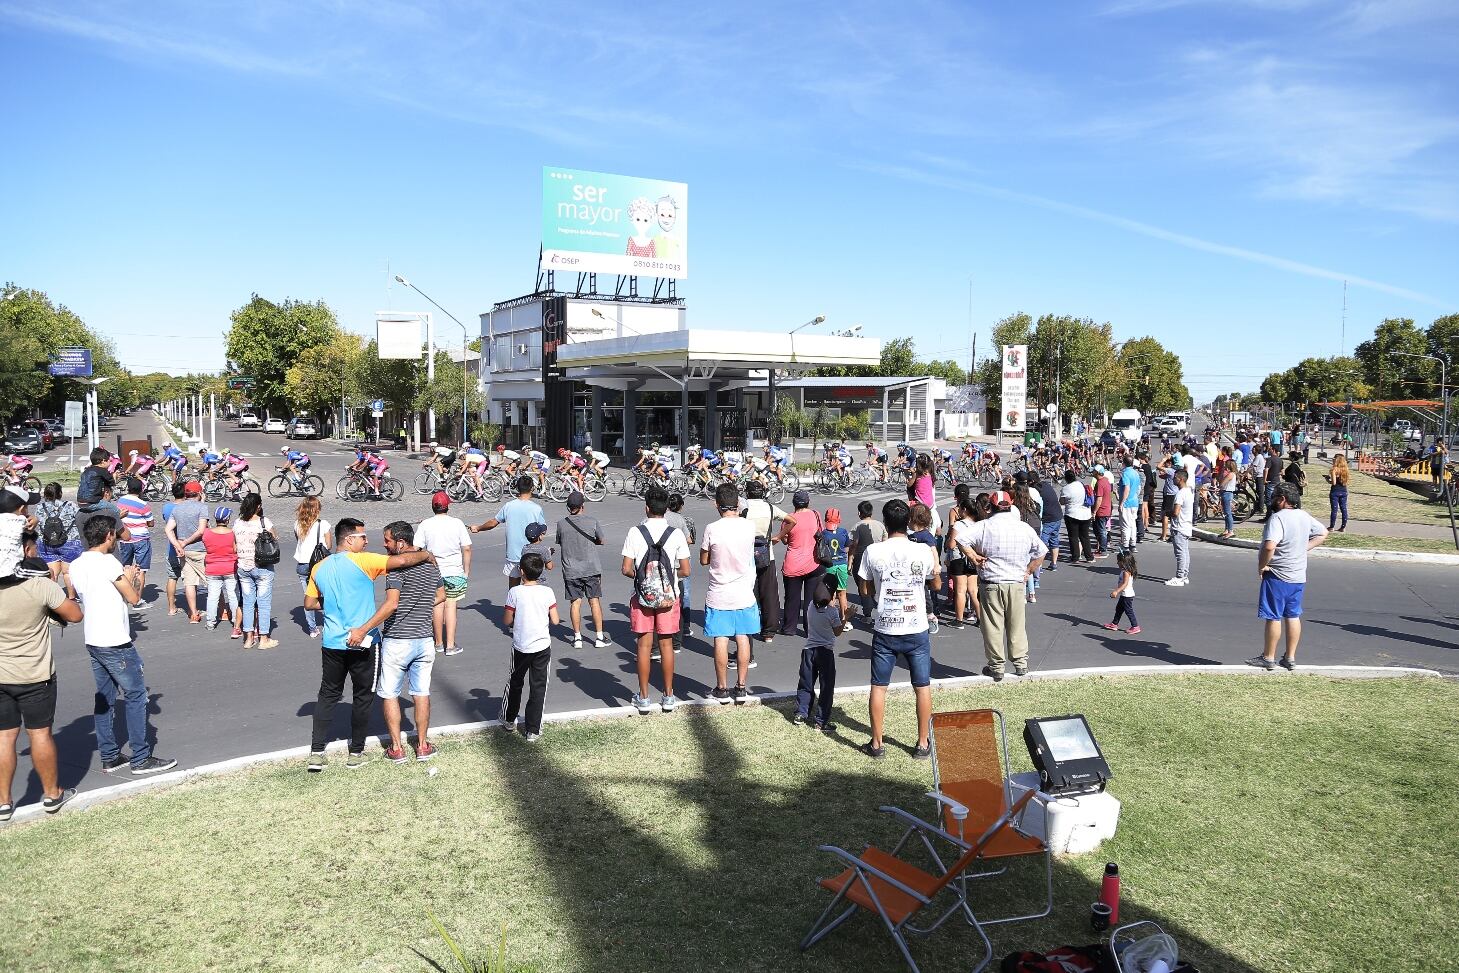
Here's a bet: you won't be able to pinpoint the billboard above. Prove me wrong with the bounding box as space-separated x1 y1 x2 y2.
376 313 428 360
48 346 93 377
1000 344 1027 432
542 167 687 280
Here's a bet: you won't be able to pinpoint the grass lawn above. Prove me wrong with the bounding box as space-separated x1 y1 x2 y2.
4 675 1457 973
1227 524 1459 555
1302 463 1450 527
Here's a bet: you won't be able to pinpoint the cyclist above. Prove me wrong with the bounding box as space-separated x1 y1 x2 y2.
650 444 675 483
764 442 791 482
632 443 659 477
525 446 552 492
454 442 487 494
279 445 312 487
103 450 124 477
896 443 918 475
865 442 888 481
124 448 157 481
424 440 457 486
691 444 717 477
197 444 225 484
222 448 251 493
3 453 34 487
162 442 188 481
556 446 588 491
585 446 609 479
364 448 390 498
721 448 746 481
826 441 852 477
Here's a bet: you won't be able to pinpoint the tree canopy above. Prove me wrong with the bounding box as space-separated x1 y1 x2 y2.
225 295 342 414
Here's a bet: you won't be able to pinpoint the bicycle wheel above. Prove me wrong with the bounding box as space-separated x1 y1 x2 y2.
21 475 40 494
305 475 324 497
766 480 786 504
267 474 292 498
203 479 223 502
1233 487 1256 523
242 477 261 496
482 475 505 503
381 477 404 501
446 476 469 502
548 476 571 503
414 471 436 494
335 476 352 500
604 471 625 495
583 476 607 502
346 478 370 502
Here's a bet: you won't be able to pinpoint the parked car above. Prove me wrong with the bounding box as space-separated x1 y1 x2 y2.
263 417 287 434
44 419 70 444
1153 415 1186 433
285 416 318 440
3 426 45 454
238 412 261 429
21 419 53 450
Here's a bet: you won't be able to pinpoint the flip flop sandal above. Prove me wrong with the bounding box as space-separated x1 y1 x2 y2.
189 613 202 624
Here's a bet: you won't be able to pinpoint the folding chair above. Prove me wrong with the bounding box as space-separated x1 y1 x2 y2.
898 708 1053 925
800 790 1036 973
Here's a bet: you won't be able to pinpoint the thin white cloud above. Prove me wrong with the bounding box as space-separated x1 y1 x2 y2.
856 160 1452 307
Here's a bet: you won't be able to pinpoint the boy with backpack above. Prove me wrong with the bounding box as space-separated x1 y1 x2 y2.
500 551 559 742
619 487 691 715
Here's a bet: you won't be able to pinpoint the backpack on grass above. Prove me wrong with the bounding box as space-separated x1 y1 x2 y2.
633 524 679 609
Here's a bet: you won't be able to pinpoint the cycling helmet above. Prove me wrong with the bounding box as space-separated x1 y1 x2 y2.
428 441 438 448
461 441 471 449
162 442 172 449
222 447 232 455
495 444 505 452
651 441 660 450
128 449 138 457
557 447 568 457
279 446 289 454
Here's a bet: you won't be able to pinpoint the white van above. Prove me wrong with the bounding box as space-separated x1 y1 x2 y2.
1110 409 1144 443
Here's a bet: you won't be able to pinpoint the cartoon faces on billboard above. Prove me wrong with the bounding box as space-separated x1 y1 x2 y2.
653 195 681 260
1006 347 1022 369
625 198 656 257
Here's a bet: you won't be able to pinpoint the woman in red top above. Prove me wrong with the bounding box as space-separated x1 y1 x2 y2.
202 505 242 637
778 490 824 638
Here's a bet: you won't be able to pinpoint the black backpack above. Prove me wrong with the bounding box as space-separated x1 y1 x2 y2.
254 526 281 568
305 521 330 579
811 510 836 567
41 502 71 549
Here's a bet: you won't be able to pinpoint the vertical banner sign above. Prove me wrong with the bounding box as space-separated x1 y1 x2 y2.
64 401 85 437
1001 345 1028 432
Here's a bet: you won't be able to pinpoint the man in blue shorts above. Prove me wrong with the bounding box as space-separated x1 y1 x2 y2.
699 483 760 704
1248 483 1327 671
856 498 940 760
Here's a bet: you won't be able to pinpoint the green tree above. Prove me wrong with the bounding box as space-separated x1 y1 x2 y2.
878 337 917 376
1114 336 1190 415
1260 369 1295 404
1427 313 1459 374
0 284 126 420
1288 356 1369 404
225 295 342 414
1354 318 1433 399
416 349 486 441
286 331 365 419
921 359 968 386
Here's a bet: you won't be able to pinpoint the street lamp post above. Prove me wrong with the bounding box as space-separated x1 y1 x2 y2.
395 275 473 445
774 315 826 445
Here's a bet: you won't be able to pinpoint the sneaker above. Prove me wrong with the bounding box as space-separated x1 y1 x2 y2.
384 745 408 764
1013 666 1028 677
444 646 464 657
523 732 542 743
1245 655 1277 671
711 687 732 705
1277 656 1296 671
732 685 748 705
861 742 886 760
632 693 653 715
1028 593 1037 604
928 615 940 635
1102 622 1120 631
42 787 76 814
206 621 218 631
945 617 965 630
595 636 610 648
1126 626 1142 635
0 803 11 822
346 751 367 770
912 743 932 760
980 665 1005 683
814 722 837 735
1046 563 1058 572
651 650 662 662
257 637 279 650
1163 577 1183 587
792 712 807 725
496 719 520 734
309 629 321 639
307 752 328 772
130 756 178 776
747 658 758 669
100 754 130 774
660 694 678 713
727 658 737 671
416 742 436 760
572 634 583 648
435 644 446 654
129 601 150 613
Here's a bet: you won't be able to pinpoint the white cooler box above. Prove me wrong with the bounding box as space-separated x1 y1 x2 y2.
1008 771 1121 856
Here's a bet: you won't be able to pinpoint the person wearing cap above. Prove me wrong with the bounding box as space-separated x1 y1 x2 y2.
950 490 1048 681
521 521 555 575
0 486 39 579
556 490 607 649
820 507 852 622
1247 482 1327 671
115 477 154 608
413 491 473 656
166 480 212 622
202 505 242 636
470 476 546 592
69 514 177 776
778 490 821 638
1089 464 1113 558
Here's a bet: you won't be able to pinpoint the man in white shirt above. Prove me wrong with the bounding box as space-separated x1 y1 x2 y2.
1165 469 1194 586
1247 483 1328 671
415 491 472 655
856 499 940 760
952 491 1048 680
69 516 177 776
620 487 691 715
700 484 760 704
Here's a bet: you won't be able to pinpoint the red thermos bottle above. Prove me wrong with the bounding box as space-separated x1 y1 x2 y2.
1100 863 1121 924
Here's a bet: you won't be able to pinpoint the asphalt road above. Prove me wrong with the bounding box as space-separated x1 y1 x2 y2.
6 411 1456 809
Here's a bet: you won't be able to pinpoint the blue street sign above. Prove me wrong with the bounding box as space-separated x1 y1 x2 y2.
47 347 93 377
372 399 384 412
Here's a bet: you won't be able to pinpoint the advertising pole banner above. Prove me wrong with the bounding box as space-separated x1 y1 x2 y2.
542 167 688 279
48 347 93 377
1001 345 1028 432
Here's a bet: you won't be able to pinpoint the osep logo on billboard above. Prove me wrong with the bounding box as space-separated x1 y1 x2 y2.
541 167 688 280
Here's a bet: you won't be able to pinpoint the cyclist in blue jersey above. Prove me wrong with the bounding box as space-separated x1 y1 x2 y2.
279 445 311 487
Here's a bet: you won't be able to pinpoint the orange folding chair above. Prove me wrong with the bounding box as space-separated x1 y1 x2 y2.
801 789 1037 973
892 708 1053 925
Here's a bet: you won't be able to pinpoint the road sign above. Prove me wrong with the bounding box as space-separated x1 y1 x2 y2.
227 376 253 390
64 400 84 436
47 347 93 377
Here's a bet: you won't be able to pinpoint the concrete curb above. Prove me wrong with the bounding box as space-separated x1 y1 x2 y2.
3 663 1442 826
1192 527 1459 565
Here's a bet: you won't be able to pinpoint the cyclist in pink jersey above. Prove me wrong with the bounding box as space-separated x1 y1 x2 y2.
367 450 389 495
223 448 251 492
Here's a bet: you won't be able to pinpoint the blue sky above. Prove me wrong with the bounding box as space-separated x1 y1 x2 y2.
3 0 1456 401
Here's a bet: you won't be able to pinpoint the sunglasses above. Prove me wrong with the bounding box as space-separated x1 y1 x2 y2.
346 533 369 541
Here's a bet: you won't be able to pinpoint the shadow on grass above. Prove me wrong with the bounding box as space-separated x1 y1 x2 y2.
474 704 1263 973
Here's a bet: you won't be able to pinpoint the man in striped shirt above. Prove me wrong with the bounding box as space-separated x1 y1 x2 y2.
114 478 152 611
